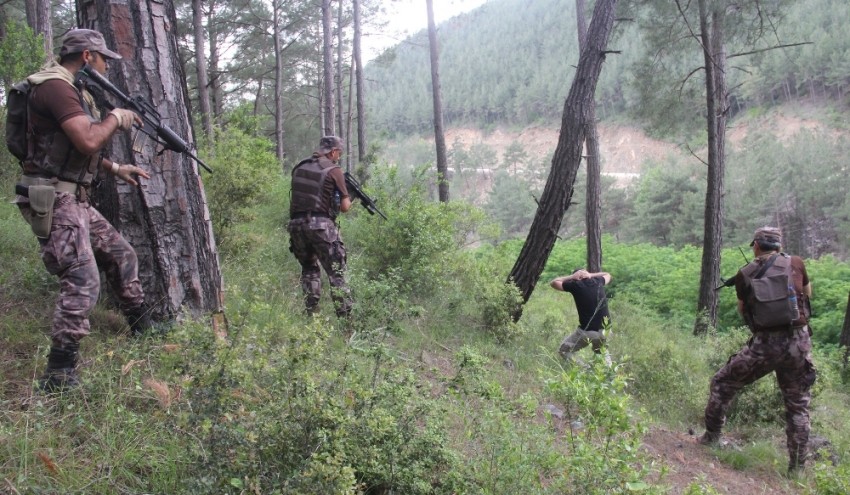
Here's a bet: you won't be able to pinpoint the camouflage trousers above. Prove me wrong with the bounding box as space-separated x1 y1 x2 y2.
559 327 605 358
703 326 816 466
287 216 353 317
18 193 144 347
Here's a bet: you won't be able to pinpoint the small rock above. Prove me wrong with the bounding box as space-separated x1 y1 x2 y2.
543 404 564 420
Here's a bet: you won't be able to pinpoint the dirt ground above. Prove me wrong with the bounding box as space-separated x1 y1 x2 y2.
443 107 846 190
444 124 681 176
641 427 805 494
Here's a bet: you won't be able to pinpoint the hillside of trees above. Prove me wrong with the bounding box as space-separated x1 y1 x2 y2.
361 0 850 260
365 0 850 138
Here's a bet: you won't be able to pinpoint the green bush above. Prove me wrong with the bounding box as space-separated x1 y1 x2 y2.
202 126 278 251
169 297 462 494
812 459 850 494
344 165 494 296
544 359 655 494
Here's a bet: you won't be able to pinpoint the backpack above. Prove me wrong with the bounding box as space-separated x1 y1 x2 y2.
5 79 31 162
740 253 800 330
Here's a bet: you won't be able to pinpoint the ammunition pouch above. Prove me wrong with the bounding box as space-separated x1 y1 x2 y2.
25 184 56 239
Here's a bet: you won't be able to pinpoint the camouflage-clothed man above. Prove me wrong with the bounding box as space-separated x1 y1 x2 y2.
287 136 354 318
13 29 152 392
699 226 817 474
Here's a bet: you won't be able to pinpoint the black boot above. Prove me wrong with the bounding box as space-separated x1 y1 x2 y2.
38 343 80 393
125 304 153 336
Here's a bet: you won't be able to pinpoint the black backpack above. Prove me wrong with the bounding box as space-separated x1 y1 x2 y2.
5 79 32 163
740 253 800 330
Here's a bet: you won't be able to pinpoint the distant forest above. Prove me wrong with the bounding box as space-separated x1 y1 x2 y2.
363 0 850 259
365 0 850 139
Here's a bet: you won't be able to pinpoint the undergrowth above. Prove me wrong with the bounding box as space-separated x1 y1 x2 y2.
1 168 848 493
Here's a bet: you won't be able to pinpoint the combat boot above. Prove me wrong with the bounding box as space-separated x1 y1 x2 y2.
697 430 721 446
38 343 80 393
125 304 153 336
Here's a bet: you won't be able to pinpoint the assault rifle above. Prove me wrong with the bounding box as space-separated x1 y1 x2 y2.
344 172 387 220
715 247 751 291
79 65 212 174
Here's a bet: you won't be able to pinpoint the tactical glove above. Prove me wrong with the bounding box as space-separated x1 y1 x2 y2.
109 108 138 131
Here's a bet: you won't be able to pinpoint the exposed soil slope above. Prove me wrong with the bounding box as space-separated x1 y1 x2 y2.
642 427 804 494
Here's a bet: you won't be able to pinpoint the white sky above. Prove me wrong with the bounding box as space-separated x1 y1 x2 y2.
362 0 489 61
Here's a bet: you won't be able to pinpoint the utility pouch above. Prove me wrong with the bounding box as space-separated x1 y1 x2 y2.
27 184 55 238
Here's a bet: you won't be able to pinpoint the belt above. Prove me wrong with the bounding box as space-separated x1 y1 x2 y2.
754 325 807 336
290 211 331 219
19 175 80 194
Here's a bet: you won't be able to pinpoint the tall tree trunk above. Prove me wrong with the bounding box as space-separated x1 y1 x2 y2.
346 52 355 170
693 0 727 335
273 0 286 168
192 0 213 141
840 292 850 369
508 0 618 321
78 0 223 322
353 0 367 165
321 0 334 136
335 0 345 164
208 0 224 127
576 0 602 272
25 0 53 59
426 0 449 203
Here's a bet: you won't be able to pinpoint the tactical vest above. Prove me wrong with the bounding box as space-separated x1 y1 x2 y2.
290 156 337 216
27 81 100 185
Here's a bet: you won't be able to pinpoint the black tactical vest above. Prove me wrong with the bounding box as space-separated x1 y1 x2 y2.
290 156 337 216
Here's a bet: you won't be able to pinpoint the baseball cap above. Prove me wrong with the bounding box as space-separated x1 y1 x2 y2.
59 29 122 60
750 226 782 247
317 135 344 154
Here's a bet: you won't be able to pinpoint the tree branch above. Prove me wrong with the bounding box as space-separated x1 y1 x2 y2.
728 42 813 59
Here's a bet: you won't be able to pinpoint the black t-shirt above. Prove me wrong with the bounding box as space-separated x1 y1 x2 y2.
560 276 610 331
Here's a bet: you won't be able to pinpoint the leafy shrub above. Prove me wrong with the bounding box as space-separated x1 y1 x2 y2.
202 126 277 251
813 459 850 495
169 294 462 494
544 359 654 494
474 276 525 343
344 165 493 296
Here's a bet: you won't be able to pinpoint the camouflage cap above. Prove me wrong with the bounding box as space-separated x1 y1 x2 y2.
59 29 122 60
750 226 782 247
317 135 344 154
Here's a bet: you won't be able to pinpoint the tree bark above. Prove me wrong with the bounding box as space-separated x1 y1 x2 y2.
840 292 850 369
426 0 449 203
353 0 366 166
208 0 224 127
576 0 602 273
273 0 286 168
192 0 213 140
79 0 224 322
335 0 346 163
25 0 52 59
508 0 618 321
693 0 727 335
321 0 334 136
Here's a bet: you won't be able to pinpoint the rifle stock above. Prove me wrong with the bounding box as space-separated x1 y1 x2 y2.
344 172 387 220
79 65 212 174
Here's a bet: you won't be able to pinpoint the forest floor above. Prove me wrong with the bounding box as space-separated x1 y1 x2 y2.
641 426 805 494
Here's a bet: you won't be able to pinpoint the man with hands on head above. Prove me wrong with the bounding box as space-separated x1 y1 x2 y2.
14 29 153 392
550 268 612 361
